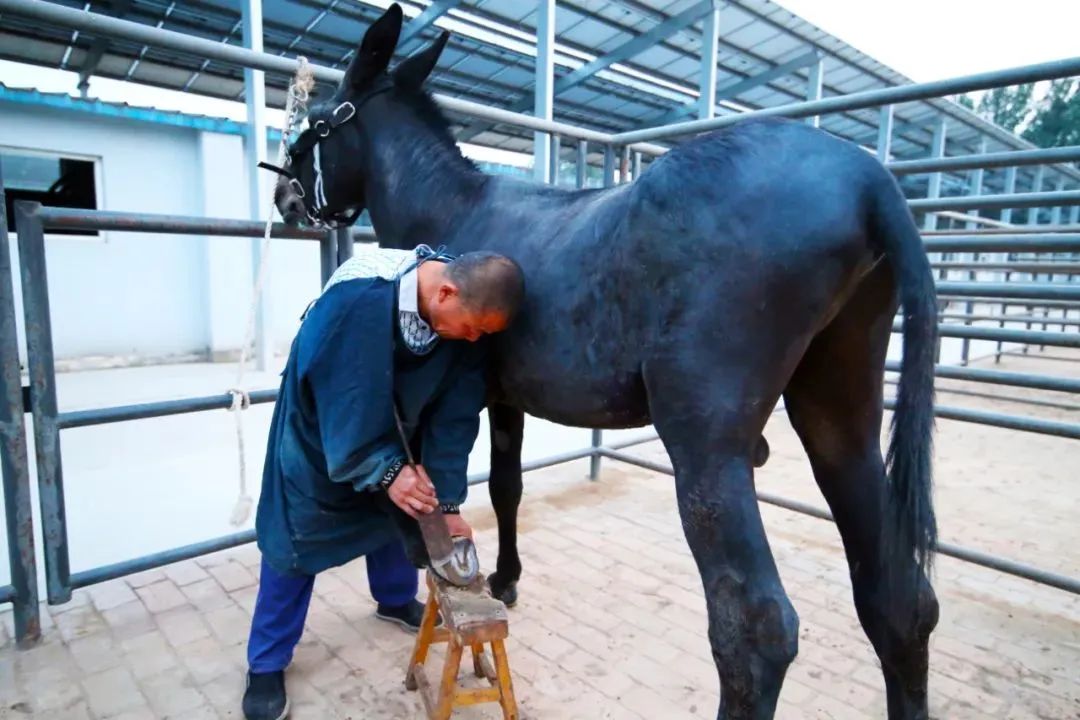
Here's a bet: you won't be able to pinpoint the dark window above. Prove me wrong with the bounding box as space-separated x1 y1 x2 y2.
2 151 99 237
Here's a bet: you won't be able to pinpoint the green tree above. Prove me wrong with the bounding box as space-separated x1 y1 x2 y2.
952 94 974 111
1021 79 1080 148
975 83 1035 133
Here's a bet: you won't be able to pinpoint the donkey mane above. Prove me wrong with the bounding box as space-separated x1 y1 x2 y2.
393 80 480 174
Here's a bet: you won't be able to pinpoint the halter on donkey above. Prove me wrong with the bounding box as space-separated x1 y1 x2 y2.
272 5 942 719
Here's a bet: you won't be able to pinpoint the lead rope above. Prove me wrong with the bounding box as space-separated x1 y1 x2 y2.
228 58 316 526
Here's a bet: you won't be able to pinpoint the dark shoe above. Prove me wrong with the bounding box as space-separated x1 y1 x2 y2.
375 599 442 633
242 670 289 720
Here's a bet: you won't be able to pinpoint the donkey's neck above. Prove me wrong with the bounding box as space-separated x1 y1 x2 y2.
364 119 487 250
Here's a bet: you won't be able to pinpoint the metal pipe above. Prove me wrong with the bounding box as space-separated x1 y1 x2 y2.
883 362 1080 394
70 530 256 588
0 585 13 604
937 296 1080 310
930 262 1080 274
319 232 336 287
909 190 1080 213
31 205 326 239
0 172 40 645
58 389 279 429
892 321 1079 348
923 235 1080 253
889 146 1080 175
14 202 71 604
934 282 1080 301
882 399 1080 440
933 313 1080 326
335 226 354 265
613 55 1080 144
598 449 1080 594
589 429 603 481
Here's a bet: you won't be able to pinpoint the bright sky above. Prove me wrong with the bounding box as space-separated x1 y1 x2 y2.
2 0 1078 164
772 0 1079 82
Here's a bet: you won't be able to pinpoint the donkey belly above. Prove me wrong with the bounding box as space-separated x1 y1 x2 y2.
491 334 650 429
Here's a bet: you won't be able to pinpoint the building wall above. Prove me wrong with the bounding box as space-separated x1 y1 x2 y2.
1 101 324 367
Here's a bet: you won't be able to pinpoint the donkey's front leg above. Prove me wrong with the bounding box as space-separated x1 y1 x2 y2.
486 402 524 606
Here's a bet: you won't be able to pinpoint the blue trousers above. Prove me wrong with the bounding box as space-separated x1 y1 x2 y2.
247 538 418 673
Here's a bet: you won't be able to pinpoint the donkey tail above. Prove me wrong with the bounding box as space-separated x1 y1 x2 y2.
871 173 938 584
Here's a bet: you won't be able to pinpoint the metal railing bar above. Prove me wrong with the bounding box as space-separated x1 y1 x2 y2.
598 448 1080 594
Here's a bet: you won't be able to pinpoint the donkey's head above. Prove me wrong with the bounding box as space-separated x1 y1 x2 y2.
274 3 452 228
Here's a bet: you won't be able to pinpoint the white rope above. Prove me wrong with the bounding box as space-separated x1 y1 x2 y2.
228 58 316 527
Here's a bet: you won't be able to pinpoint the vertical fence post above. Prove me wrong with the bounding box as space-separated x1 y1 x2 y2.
576 140 587 189
533 0 555 184
549 135 561 186
590 145 619 481
15 201 71 605
319 230 337 287
334 226 353 267
0 168 41 645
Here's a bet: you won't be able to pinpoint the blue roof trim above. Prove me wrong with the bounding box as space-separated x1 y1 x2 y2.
0 85 284 142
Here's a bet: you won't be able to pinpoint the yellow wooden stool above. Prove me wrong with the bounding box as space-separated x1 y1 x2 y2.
406 570 517 720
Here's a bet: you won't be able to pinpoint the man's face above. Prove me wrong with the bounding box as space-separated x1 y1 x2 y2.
428 284 509 342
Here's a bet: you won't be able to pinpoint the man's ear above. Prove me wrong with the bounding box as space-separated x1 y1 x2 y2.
393 31 450 90
437 282 459 303
343 3 404 90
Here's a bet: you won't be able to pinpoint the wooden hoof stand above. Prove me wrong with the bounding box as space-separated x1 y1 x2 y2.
406 570 518 720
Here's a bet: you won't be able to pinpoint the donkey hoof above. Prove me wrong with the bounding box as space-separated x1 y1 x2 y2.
487 573 518 608
753 436 771 468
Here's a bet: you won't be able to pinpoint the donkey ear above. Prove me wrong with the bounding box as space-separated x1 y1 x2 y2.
393 31 449 89
344 3 403 89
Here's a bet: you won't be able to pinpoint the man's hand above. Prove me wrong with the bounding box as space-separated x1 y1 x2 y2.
444 514 473 540
387 464 437 518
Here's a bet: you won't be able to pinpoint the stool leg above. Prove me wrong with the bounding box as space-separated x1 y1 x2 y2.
406 592 440 692
491 639 518 720
471 643 485 678
434 638 463 720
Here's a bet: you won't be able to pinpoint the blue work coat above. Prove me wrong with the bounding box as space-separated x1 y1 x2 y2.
254 275 488 577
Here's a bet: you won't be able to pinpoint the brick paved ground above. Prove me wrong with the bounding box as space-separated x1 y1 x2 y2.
2 351 1078 719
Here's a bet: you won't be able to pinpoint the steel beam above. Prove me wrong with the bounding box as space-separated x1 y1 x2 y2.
558 0 717 97
698 4 719 120
923 118 948 232
805 54 823 127
398 0 462 49
75 0 135 94
461 0 716 142
877 105 893 162
612 54 1080 144
533 0 555 183
647 49 821 127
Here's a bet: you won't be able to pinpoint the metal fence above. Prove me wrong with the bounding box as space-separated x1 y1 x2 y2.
1 0 1079 648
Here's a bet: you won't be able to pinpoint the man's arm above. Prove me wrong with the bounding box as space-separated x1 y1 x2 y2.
420 343 489 512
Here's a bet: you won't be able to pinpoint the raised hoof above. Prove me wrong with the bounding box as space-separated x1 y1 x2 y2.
487 573 518 608
753 435 771 468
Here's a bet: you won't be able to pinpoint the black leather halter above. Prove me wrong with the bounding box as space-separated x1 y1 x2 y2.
259 79 395 228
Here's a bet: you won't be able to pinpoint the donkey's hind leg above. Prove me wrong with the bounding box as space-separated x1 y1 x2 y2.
646 369 798 720
783 263 938 720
